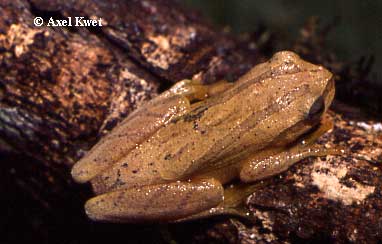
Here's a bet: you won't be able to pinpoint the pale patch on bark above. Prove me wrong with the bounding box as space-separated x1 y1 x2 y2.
311 157 375 205
0 24 46 58
142 27 196 69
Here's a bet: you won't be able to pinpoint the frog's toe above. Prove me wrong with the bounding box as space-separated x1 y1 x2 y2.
71 152 113 184
71 163 90 183
169 79 209 102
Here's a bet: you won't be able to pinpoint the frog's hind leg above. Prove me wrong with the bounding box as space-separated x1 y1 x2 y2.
72 79 233 183
84 178 224 223
72 92 192 183
173 182 264 223
72 91 194 183
73 76 233 184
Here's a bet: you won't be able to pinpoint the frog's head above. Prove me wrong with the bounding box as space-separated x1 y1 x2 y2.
263 51 335 146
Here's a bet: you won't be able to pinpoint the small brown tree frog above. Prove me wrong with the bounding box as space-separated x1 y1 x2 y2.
72 51 337 223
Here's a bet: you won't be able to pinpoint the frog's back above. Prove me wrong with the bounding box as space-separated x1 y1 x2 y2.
91 51 333 193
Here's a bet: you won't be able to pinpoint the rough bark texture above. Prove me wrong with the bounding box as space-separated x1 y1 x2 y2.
0 0 260 166
1 0 381 243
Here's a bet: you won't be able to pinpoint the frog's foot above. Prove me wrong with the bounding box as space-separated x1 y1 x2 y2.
172 206 253 224
240 144 343 183
84 178 224 223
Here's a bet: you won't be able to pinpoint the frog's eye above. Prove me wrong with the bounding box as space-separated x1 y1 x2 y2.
307 96 325 120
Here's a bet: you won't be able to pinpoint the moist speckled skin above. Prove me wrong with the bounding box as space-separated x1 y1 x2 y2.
71 51 335 223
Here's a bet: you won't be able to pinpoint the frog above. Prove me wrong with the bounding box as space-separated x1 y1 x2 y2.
71 51 337 223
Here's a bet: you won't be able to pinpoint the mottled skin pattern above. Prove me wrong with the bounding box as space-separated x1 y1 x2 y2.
71 51 335 223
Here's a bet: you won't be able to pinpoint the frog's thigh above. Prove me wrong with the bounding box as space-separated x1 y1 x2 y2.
71 93 192 183
85 178 224 223
240 145 339 183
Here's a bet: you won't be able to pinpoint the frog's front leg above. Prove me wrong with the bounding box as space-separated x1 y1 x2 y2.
84 178 224 223
240 117 342 182
240 145 341 182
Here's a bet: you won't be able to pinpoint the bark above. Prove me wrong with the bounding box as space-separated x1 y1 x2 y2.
0 0 261 166
1 0 381 243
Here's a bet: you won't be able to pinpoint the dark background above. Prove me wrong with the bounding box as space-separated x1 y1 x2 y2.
182 0 382 81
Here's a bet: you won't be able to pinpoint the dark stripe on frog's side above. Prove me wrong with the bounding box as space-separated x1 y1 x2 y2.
170 62 303 126
90 95 185 153
171 62 306 127
100 105 178 143
187 65 307 126
170 105 208 124
183 106 209 122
